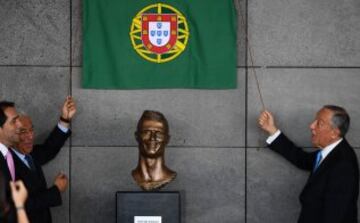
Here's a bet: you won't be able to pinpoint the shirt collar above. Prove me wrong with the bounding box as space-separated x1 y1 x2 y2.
11 148 31 168
320 138 343 161
0 143 9 156
12 148 26 159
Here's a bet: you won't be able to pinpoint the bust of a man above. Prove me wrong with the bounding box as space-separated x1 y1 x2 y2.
132 110 176 191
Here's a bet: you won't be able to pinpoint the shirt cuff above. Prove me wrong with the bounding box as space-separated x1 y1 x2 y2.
57 123 69 133
266 130 281 144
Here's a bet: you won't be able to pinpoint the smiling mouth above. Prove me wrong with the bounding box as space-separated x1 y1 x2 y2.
22 143 33 149
146 142 159 150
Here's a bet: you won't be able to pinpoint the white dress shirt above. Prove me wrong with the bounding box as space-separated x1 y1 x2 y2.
0 142 9 157
12 148 31 168
266 129 343 165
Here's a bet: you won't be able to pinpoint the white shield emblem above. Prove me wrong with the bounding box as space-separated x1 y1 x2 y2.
141 14 178 54
149 22 170 47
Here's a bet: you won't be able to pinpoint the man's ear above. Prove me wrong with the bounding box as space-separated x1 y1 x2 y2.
332 128 341 139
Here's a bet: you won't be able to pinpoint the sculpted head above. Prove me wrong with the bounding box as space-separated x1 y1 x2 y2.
132 110 176 191
135 110 170 159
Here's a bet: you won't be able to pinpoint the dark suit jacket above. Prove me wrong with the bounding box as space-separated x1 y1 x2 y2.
12 126 70 223
269 133 359 223
0 154 16 223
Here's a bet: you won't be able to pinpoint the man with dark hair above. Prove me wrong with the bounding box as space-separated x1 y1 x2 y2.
0 101 21 155
11 96 76 223
0 101 22 223
132 110 176 191
258 105 359 223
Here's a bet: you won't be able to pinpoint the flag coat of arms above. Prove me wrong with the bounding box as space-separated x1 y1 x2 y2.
83 0 237 89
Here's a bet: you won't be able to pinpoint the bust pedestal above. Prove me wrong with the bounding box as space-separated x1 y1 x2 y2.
116 191 181 223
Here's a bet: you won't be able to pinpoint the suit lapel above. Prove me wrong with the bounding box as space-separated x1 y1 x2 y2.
11 149 47 190
0 154 12 181
10 150 33 179
304 140 346 188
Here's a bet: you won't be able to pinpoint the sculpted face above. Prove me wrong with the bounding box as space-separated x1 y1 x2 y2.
16 116 34 154
0 107 21 147
309 108 340 148
137 120 169 158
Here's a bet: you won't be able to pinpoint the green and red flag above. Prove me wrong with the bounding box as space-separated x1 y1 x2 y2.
82 0 237 89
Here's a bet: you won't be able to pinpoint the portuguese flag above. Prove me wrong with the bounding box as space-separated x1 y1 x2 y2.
82 0 237 89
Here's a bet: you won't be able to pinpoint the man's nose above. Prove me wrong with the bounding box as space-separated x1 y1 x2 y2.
28 132 34 140
310 120 316 130
149 131 157 140
15 119 22 128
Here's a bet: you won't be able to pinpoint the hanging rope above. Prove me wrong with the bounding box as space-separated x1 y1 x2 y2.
237 1 266 111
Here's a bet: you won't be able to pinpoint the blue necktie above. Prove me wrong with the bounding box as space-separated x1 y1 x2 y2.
313 151 322 172
25 155 36 171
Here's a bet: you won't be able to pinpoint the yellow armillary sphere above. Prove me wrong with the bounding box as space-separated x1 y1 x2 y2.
130 3 190 63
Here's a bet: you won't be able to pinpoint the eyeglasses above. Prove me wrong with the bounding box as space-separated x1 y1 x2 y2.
139 130 167 142
18 128 34 136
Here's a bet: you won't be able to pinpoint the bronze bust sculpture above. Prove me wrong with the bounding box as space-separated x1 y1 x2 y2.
132 110 177 191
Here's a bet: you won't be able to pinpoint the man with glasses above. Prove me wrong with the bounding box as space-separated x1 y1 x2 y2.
11 96 76 223
132 110 176 191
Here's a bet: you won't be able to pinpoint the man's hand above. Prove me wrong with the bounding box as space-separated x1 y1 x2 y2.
258 110 278 135
10 180 28 208
59 96 77 128
54 172 68 193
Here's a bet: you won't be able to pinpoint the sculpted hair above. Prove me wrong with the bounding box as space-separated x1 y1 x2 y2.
0 101 15 128
323 105 350 137
137 110 169 134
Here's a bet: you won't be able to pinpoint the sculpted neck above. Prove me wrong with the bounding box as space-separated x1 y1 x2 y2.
132 155 177 191
138 156 166 181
